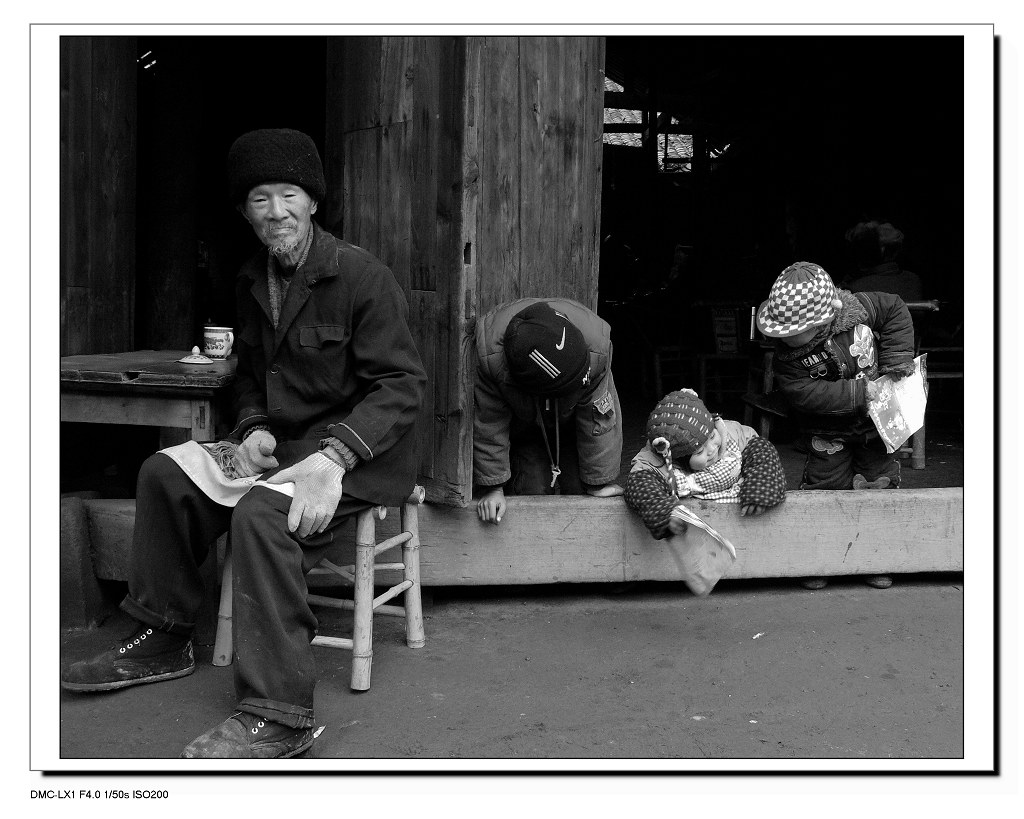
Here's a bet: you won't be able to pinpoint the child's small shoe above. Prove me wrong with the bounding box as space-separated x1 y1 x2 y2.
865 575 893 589
853 473 891 490
801 577 828 590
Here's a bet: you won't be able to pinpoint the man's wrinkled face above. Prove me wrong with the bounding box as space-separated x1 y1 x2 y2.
242 182 317 256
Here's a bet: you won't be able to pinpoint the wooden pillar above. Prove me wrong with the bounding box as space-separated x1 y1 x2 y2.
60 36 137 356
327 36 474 507
470 36 606 313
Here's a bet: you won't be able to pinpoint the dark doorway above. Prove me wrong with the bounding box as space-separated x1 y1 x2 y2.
598 36 964 395
598 35 964 475
134 35 328 351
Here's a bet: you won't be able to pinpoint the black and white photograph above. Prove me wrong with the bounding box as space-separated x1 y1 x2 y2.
17 7 1011 811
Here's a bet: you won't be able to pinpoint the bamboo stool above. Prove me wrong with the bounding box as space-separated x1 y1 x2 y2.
212 486 426 691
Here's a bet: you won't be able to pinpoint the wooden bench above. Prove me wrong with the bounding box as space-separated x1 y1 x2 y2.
61 488 964 628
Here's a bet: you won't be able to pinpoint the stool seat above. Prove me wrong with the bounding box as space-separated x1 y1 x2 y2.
212 486 426 691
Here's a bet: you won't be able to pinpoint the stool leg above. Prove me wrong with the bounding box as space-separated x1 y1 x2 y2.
401 502 426 649
350 509 376 691
212 541 233 667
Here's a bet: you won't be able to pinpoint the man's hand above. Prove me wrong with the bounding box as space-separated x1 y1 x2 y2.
232 429 279 477
477 487 507 525
865 378 881 402
264 452 345 538
585 483 624 498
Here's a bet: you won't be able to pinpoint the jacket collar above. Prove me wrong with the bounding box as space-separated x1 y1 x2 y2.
240 222 339 353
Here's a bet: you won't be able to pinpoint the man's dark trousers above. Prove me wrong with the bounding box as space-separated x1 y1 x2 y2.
120 453 371 729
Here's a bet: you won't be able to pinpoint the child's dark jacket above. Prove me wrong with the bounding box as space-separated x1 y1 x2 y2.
772 290 914 437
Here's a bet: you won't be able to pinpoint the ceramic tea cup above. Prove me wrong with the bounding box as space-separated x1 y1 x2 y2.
202 326 234 359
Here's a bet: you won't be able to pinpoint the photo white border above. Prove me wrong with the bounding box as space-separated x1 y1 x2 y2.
15 9 1008 802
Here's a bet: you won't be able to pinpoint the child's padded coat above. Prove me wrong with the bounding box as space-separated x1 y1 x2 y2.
625 419 787 539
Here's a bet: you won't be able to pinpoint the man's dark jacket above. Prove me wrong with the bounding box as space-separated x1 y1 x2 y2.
230 222 426 506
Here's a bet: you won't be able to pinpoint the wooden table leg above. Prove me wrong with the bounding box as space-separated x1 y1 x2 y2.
190 398 215 442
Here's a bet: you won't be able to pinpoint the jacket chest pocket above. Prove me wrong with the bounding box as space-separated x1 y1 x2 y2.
292 324 350 393
299 324 349 349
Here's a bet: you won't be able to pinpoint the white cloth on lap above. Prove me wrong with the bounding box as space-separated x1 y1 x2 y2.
160 440 295 506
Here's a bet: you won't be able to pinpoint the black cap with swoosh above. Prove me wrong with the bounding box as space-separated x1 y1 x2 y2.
503 301 590 397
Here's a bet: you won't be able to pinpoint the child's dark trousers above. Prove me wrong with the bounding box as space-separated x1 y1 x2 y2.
799 429 901 490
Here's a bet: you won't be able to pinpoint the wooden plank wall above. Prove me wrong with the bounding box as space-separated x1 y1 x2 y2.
469 37 606 314
325 37 473 507
60 37 137 356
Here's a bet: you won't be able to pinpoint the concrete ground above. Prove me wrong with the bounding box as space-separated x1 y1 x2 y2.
59 573 963 762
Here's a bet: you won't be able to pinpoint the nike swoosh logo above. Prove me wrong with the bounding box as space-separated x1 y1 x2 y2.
555 328 566 350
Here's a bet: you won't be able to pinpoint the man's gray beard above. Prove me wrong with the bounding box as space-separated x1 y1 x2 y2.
268 239 300 257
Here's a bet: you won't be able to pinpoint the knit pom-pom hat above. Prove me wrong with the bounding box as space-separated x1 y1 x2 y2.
756 261 844 338
227 128 326 205
646 388 715 458
503 301 591 397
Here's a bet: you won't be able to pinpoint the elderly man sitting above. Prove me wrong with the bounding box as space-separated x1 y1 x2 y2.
61 128 426 759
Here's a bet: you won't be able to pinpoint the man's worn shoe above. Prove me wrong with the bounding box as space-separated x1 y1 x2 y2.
853 473 892 490
801 577 828 590
61 623 194 692
865 575 894 589
181 712 314 759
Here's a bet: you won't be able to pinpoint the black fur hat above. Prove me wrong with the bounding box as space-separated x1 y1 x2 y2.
227 128 326 204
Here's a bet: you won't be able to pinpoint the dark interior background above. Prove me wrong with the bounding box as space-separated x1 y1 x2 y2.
598 35 964 408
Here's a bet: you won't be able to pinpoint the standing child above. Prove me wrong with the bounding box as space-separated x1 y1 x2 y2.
756 260 916 590
625 389 787 542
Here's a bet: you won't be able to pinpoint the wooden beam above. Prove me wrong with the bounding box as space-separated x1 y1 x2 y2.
76 489 963 591
414 489 964 584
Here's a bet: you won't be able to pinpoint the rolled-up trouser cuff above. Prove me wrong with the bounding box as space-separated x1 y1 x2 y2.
119 596 195 637
238 698 314 730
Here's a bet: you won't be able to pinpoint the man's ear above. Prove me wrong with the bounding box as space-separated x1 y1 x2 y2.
310 200 318 215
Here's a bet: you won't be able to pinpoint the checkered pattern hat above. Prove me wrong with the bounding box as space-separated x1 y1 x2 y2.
756 261 843 338
646 389 714 458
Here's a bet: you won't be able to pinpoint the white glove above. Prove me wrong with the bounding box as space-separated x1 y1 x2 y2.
264 452 346 537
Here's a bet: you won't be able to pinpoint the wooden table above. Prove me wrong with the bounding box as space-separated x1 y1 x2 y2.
60 350 237 444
